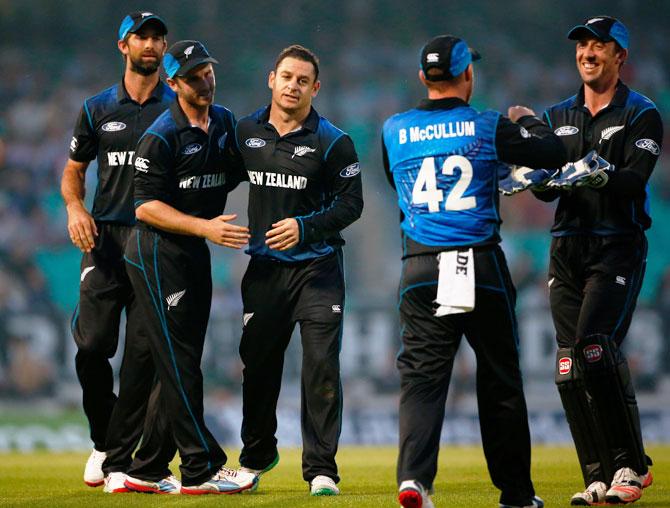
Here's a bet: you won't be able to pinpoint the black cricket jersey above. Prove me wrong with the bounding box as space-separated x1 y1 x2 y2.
69 80 175 225
133 100 240 222
540 81 663 235
234 106 363 262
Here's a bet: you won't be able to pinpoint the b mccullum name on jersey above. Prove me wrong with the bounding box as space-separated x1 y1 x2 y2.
398 121 476 144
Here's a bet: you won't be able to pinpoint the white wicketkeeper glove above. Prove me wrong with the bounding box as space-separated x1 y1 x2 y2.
498 166 558 195
547 150 613 189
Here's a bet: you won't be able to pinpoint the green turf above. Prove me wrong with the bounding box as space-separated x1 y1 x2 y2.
0 446 668 507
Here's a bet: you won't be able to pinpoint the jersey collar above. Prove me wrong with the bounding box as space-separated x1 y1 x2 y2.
258 105 320 133
417 97 469 111
116 79 168 105
570 80 630 111
169 98 218 133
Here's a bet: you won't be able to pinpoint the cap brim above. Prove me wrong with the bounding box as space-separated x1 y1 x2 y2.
133 15 168 36
470 48 481 62
567 25 611 42
175 57 219 77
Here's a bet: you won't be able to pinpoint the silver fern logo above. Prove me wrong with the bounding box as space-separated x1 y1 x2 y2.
292 145 316 158
166 289 186 309
600 125 624 143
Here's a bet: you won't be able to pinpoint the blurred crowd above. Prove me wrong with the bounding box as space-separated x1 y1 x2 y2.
0 0 669 399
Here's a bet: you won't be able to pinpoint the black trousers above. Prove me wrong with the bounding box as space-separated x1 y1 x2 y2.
549 233 648 481
124 227 226 486
239 252 344 483
72 222 154 454
397 246 535 507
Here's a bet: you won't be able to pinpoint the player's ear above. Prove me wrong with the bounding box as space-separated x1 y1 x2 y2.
464 64 473 82
311 79 321 98
117 38 129 56
418 69 427 85
166 77 179 94
268 70 276 90
617 47 628 67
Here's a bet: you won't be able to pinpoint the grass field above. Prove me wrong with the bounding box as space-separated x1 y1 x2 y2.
0 446 668 507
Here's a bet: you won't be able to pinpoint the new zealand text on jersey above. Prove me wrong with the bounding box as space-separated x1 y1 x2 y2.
107 151 135 166
247 170 307 190
399 121 476 144
178 173 226 189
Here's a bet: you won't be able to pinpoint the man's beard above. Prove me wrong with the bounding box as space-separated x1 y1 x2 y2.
129 55 160 76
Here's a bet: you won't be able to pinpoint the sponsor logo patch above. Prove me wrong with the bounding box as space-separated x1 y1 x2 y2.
245 138 266 148
583 344 603 363
558 357 572 375
80 266 95 282
182 143 202 155
101 121 127 132
519 126 531 138
616 275 626 286
635 138 660 155
332 305 342 313
554 125 579 136
166 289 186 309
339 162 360 178
135 157 150 172
426 52 440 63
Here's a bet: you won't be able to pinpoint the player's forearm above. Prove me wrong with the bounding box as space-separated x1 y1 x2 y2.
61 161 88 209
136 200 208 238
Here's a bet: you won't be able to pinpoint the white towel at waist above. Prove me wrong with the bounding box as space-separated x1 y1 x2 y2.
434 248 475 316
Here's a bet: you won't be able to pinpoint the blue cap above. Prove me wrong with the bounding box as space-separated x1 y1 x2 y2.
421 34 481 81
567 15 629 49
118 11 167 41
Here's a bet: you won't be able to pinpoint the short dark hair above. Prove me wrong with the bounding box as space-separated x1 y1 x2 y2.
274 44 320 80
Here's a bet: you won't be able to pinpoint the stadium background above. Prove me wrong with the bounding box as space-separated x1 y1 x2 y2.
0 0 668 452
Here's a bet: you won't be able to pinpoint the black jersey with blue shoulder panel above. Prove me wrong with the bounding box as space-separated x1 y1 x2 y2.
234 106 363 262
539 81 663 235
69 80 175 225
382 97 567 257
133 100 240 221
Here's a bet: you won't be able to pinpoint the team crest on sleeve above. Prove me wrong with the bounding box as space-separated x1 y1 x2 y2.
519 126 531 138
101 121 127 132
70 136 78 152
635 138 660 155
134 157 150 173
340 162 360 178
554 126 579 136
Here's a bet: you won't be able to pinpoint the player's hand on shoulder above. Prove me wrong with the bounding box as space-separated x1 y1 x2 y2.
508 105 536 122
66 203 98 253
204 214 250 249
265 218 299 251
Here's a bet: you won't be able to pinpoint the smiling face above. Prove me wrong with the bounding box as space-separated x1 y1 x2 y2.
268 56 320 115
119 24 166 76
575 36 627 90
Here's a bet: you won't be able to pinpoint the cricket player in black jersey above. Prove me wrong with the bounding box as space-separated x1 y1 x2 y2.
122 40 255 495
382 35 568 508
61 11 176 491
533 16 662 506
233 45 363 496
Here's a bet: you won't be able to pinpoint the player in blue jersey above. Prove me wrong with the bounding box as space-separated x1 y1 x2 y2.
382 35 567 508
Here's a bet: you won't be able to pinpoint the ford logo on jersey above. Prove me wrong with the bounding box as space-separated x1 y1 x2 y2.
101 121 127 132
339 162 360 178
554 126 579 136
182 143 202 155
245 138 266 148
